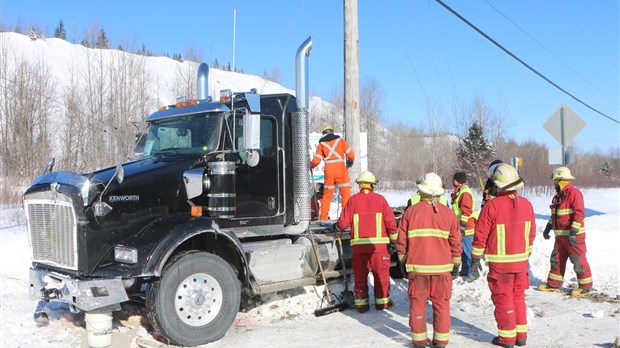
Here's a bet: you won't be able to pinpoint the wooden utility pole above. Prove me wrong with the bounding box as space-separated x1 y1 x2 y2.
344 0 361 192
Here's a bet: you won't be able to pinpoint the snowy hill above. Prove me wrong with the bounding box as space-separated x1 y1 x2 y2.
1 32 304 105
1 31 333 170
1 188 618 347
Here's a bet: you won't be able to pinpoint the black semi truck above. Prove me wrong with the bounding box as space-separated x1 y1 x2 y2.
24 37 402 346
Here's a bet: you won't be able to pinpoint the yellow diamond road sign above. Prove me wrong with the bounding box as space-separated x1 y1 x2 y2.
543 104 586 144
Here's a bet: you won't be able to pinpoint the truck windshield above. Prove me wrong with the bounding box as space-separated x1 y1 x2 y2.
143 112 220 157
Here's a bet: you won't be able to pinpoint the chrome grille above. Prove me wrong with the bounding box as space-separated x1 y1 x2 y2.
25 198 78 270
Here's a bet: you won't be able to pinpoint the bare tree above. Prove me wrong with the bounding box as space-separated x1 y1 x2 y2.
59 63 89 170
173 58 200 101
263 64 281 84
0 53 57 182
359 76 387 178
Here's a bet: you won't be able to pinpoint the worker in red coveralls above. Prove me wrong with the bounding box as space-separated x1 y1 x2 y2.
310 125 355 220
336 171 397 313
396 172 461 348
451 172 478 281
471 163 535 348
537 166 593 297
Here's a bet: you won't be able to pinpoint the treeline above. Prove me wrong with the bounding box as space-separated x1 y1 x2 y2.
310 81 619 190
0 19 242 71
0 32 618 207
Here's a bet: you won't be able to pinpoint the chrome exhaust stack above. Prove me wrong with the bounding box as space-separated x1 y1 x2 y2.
196 63 209 101
291 37 313 224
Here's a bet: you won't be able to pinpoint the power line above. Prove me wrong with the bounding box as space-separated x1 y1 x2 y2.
482 0 617 107
434 0 620 125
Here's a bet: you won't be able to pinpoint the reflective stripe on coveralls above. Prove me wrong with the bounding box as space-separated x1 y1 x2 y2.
452 185 477 236
405 228 455 273
472 221 533 262
350 213 390 246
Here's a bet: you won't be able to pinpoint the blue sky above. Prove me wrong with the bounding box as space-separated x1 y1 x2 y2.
2 0 618 152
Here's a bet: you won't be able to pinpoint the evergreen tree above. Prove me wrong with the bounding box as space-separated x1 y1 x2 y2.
600 161 615 177
212 59 220 69
456 121 495 180
96 28 109 48
54 19 66 40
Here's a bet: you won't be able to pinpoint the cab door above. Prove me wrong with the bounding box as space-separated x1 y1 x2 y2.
227 113 280 217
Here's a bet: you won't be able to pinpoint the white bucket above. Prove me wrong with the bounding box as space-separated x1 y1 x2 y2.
85 311 113 347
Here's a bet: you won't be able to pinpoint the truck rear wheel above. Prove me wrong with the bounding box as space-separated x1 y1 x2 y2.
146 251 240 346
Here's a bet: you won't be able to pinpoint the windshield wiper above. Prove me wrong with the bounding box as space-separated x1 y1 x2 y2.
155 147 183 156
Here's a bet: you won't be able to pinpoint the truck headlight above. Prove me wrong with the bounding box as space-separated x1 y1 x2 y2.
114 245 138 264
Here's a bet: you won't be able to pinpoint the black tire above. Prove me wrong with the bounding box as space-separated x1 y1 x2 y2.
146 251 240 346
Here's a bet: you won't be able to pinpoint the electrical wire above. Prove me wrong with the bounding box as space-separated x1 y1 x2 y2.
482 0 617 107
434 0 619 125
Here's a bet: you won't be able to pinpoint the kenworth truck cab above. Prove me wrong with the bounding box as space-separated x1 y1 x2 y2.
24 38 374 346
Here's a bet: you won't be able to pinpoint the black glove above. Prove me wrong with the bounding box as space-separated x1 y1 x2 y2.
543 223 552 240
451 264 460 280
569 228 578 246
388 242 396 255
471 258 482 279
334 224 343 237
346 159 353 168
459 221 467 235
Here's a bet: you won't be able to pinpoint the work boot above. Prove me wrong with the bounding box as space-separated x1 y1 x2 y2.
570 288 591 297
376 299 395 310
515 339 527 346
355 305 369 313
492 336 514 348
537 283 560 292
463 275 476 283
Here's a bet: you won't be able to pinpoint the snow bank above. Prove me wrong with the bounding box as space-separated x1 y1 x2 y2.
1 188 618 347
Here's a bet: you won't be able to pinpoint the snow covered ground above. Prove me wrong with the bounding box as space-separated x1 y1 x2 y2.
1 188 619 347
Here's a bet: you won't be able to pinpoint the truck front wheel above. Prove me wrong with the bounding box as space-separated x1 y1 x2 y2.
146 251 240 346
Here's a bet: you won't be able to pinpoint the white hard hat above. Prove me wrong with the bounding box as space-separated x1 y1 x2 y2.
552 166 576 180
356 171 377 184
491 163 524 191
417 172 444 196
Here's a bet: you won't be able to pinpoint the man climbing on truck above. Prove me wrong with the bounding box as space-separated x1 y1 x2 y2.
310 125 355 220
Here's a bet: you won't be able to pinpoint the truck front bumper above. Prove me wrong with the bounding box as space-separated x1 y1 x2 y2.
29 268 129 311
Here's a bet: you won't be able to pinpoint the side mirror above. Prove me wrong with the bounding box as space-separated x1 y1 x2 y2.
115 163 124 184
243 112 260 151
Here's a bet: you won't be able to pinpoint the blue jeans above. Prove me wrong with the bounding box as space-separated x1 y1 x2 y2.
460 236 473 277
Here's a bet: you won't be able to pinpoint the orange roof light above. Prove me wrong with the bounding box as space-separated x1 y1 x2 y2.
175 99 199 108
220 89 232 103
191 206 203 217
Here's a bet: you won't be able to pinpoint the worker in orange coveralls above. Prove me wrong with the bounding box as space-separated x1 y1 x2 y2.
396 172 461 348
310 125 354 220
336 171 397 313
471 163 535 348
537 166 593 297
